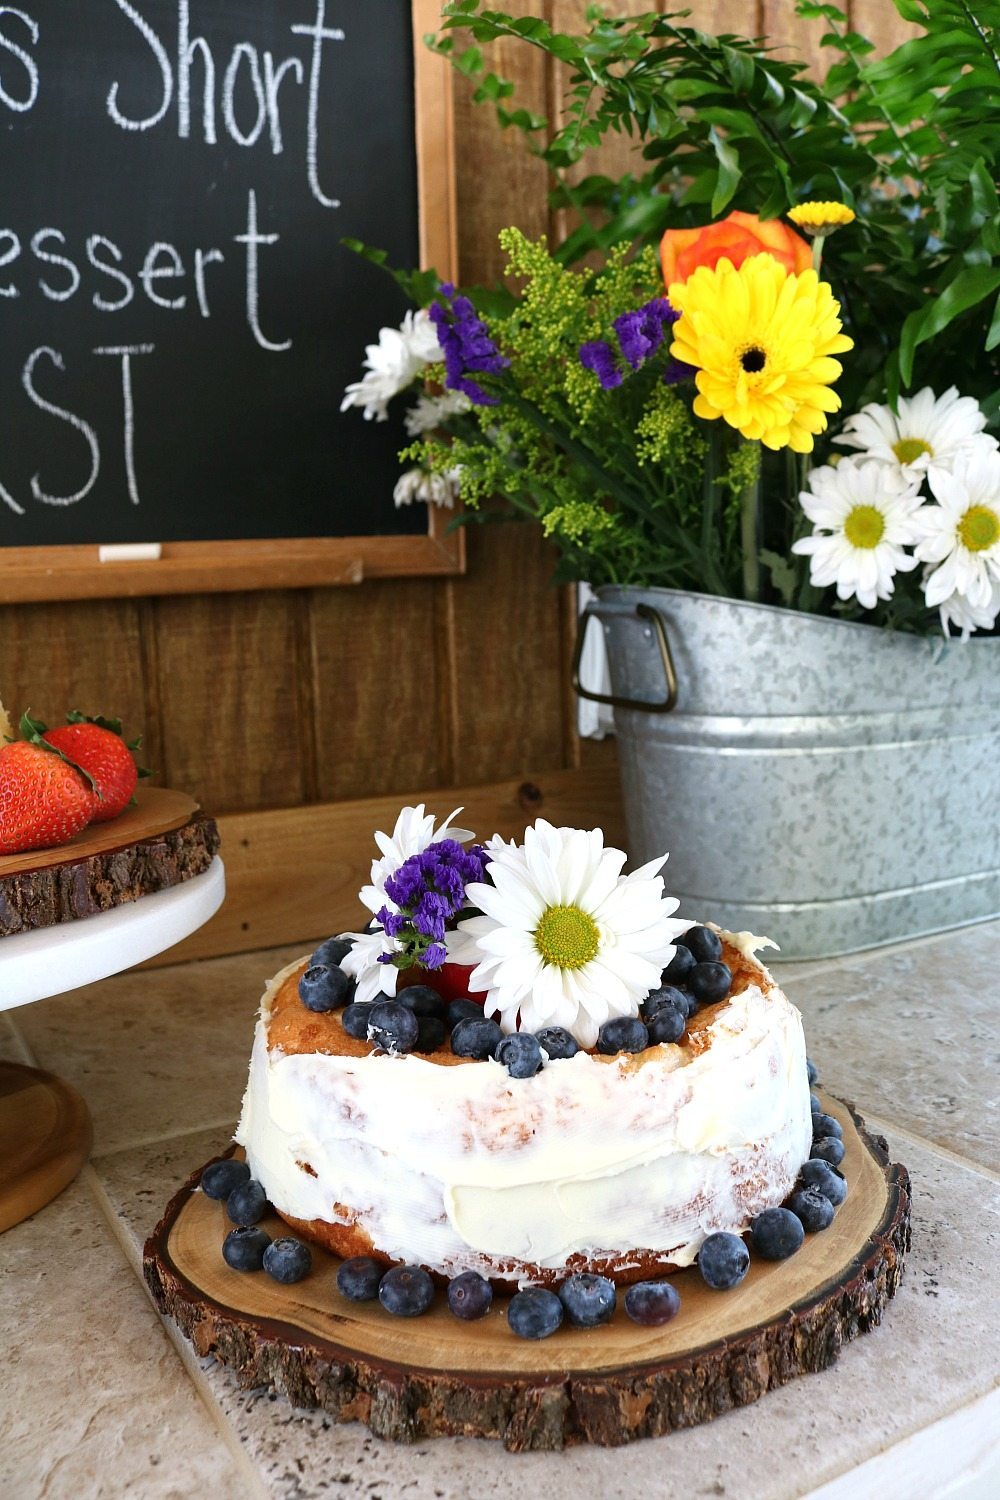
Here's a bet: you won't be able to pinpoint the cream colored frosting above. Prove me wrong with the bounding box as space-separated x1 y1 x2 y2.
235 941 813 1285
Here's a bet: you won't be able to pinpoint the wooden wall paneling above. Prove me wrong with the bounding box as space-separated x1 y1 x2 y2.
444 1 572 786
683 2 765 37
848 0 921 56
310 577 451 802
145 763 626 966
0 599 148 746
760 0 832 76
149 592 308 815
547 0 658 254
449 0 552 285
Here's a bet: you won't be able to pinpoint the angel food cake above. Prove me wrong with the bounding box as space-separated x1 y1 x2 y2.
236 808 814 1289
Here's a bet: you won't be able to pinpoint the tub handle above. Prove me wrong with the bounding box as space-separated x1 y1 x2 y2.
571 602 678 713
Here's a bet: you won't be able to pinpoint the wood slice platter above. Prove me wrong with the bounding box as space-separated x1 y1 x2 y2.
144 1092 910 1451
0 787 220 938
0 1061 92 1233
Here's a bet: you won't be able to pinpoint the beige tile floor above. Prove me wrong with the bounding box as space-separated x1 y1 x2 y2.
2 930 999 1500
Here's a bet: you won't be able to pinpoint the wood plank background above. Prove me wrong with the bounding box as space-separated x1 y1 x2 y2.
0 1 915 962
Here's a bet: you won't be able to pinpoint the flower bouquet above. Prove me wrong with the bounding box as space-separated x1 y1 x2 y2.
342 0 1000 639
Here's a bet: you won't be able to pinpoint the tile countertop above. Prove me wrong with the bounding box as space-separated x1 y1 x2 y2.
2 928 999 1500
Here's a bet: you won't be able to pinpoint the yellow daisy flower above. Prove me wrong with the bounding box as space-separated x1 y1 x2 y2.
668 253 854 453
788 201 856 237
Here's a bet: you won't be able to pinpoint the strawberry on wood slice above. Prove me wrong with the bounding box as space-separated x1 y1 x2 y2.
43 711 149 824
0 719 95 855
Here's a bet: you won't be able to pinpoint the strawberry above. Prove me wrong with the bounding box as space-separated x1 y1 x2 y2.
42 712 148 824
0 720 95 855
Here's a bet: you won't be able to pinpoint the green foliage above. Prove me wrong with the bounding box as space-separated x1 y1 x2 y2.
432 0 1000 419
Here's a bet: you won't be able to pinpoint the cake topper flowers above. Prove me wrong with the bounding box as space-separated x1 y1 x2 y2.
450 819 686 1048
341 803 478 1003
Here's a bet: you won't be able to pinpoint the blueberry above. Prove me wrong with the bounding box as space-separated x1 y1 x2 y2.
646 1004 686 1045
342 1002 375 1040
558 1273 616 1327
810 1093 822 1113
366 1000 420 1054
788 1187 835 1233
507 1287 563 1340
415 1016 446 1053
642 984 688 1021
447 1271 493 1321
799 1159 848 1206
624 1280 681 1327
263 1237 312 1283
536 1025 579 1060
806 1057 819 1086
222 1226 271 1271
200 1158 250 1201
683 925 723 964
674 989 700 1019
447 998 484 1029
378 1264 435 1317
751 1207 806 1260
811 1134 846 1167
698 1231 750 1290
688 961 732 1004
298 962 352 1012
451 1016 503 1060
336 1256 384 1302
311 936 353 968
812 1112 843 1140
495 1032 544 1079
226 1178 268 1226
596 1016 649 1055
396 984 447 1020
661 944 696 985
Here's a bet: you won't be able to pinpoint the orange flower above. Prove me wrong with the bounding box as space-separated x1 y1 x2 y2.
660 210 811 288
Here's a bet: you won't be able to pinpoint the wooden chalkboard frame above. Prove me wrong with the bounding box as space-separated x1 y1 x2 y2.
0 0 461 604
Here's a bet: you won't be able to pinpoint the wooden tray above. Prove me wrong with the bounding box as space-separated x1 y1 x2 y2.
144 1093 910 1450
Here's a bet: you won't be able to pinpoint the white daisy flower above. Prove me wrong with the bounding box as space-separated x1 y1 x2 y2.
791 458 924 609
393 466 461 509
341 309 443 422
913 446 1000 612
340 803 475 1002
452 819 686 1048
935 575 1000 640
405 389 471 437
834 386 997 486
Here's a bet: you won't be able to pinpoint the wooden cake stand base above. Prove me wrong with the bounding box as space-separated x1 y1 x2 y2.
0 1062 92 1234
144 1093 910 1450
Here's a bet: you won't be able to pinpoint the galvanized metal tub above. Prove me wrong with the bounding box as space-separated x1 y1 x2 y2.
574 585 1000 961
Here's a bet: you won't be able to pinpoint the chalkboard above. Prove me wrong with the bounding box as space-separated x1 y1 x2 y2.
0 0 460 600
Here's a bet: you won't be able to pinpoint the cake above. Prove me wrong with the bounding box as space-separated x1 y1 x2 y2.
235 807 813 1289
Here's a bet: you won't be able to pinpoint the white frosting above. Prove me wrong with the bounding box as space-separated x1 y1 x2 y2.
235 945 813 1285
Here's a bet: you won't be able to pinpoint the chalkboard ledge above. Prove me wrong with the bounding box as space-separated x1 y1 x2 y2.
0 516 464 602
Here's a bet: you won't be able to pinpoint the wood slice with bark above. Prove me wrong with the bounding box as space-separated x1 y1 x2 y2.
144 1094 910 1451
0 787 220 938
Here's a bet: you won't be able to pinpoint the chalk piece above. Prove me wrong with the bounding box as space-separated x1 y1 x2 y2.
98 542 162 562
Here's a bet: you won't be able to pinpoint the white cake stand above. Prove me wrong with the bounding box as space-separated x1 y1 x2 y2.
0 857 225 1232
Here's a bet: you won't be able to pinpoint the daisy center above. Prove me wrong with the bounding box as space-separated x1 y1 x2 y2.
892 437 932 465
958 504 1000 553
739 345 767 374
534 904 601 970
843 504 886 550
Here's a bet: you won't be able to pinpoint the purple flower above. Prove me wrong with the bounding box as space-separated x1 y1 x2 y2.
375 835 487 974
613 298 678 370
579 339 622 390
429 287 509 406
664 358 697 386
